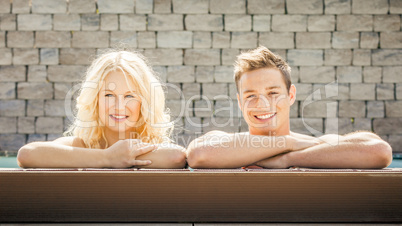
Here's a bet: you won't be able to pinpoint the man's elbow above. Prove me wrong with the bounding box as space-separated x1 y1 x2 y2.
372 141 393 169
186 145 209 169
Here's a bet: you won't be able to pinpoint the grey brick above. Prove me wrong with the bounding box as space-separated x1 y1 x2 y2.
101 14 118 31
389 135 402 153
291 66 300 83
45 100 66 116
203 117 240 133
27 100 44 116
48 65 86 82
54 14 81 31
383 66 402 83
166 99 191 117
288 50 323 66
353 49 371 66
167 66 195 83
290 118 323 135
294 83 312 101
185 15 223 31
173 0 208 13
0 0 10 13
259 32 294 49
0 49 12 65
54 82 72 99
40 48 58 65
35 117 64 134
374 118 402 134
381 32 402 48
339 101 365 117
18 117 35 134
360 32 379 49
144 49 182 65
138 32 156 48
0 82 15 99
337 66 362 83
72 31 109 48
18 82 53 99
202 83 228 100
229 83 237 99
390 0 402 14
0 66 25 82
110 31 137 48
214 66 233 83
210 0 245 14
215 100 241 118
195 66 214 83
225 15 251 31
352 0 388 14
182 83 201 100
194 100 214 117
308 15 335 31
302 100 337 118
253 15 271 32
350 83 375 100
0 134 26 151
32 0 66 13
193 32 211 49
184 49 220 66
299 66 335 83
363 67 382 83
377 84 394 100
183 117 202 134
212 32 230 48
337 15 373 31
296 32 331 49
166 83 182 100
287 0 323 14
60 48 96 65
372 49 402 66
154 0 171 13
311 83 348 100
397 84 402 100
367 101 384 118
248 0 284 14
136 0 153 13
157 31 192 48
120 15 146 31
0 14 16 31
36 31 71 48
324 49 352 66
222 49 239 66
18 14 52 30
332 32 359 49
7 31 34 48
374 15 400 31
27 134 46 143
12 0 29 13
386 101 402 117
81 14 99 31
13 48 39 65
69 0 96 13
28 65 47 82
47 134 63 141
231 32 257 49
148 14 183 31
272 15 307 32
353 118 372 131
97 0 134 13
0 100 25 116
0 31 4 48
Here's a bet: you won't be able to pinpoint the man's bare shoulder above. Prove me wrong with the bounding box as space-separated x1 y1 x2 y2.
53 136 86 148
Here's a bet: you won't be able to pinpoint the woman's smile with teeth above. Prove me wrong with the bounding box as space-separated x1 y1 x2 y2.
110 114 128 120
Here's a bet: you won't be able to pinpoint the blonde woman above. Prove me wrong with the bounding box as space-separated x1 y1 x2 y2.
17 50 186 169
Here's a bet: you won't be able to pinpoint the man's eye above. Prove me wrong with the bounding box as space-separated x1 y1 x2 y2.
105 94 114 97
269 92 278 95
246 94 257 99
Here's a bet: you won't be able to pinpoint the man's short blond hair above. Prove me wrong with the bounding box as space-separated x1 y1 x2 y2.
234 46 292 93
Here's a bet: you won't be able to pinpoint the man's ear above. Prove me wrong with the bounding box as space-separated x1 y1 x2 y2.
289 84 296 106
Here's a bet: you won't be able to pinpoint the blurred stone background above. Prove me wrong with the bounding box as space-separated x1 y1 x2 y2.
0 0 401 155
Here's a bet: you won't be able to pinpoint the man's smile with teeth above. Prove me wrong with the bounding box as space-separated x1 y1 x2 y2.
254 113 276 119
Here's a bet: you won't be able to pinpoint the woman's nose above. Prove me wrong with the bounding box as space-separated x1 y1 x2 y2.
115 95 125 110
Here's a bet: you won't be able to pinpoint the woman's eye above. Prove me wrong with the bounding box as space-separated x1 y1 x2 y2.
125 94 136 98
105 94 114 97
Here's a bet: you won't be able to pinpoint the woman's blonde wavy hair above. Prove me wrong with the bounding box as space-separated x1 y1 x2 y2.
64 50 172 149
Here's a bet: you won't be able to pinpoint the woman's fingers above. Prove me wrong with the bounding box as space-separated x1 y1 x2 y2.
132 160 152 166
134 144 157 156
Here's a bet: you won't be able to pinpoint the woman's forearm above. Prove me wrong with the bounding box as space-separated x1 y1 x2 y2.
17 142 108 168
136 143 186 169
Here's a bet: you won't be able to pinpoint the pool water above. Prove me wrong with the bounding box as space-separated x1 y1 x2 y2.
1 156 402 168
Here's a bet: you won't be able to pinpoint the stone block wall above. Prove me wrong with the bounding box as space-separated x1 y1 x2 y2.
0 0 401 155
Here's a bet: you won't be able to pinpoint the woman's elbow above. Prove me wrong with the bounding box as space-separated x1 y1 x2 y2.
373 141 393 168
17 145 33 168
171 150 187 168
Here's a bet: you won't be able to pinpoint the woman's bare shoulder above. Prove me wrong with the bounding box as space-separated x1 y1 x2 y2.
53 136 86 148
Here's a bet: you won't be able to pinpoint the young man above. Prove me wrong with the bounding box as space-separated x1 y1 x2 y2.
186 46 392 169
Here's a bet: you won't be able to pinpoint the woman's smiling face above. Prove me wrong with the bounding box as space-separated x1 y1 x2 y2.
98 70 142 134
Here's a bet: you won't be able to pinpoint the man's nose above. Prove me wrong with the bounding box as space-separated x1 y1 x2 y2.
256 95 270 108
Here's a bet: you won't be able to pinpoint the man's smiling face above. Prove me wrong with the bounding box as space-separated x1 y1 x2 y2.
237 67 296 136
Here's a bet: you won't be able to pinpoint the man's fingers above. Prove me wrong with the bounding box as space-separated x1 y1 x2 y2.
132 160 152 166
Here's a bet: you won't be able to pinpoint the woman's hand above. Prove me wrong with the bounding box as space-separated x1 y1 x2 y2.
105 139 157 168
